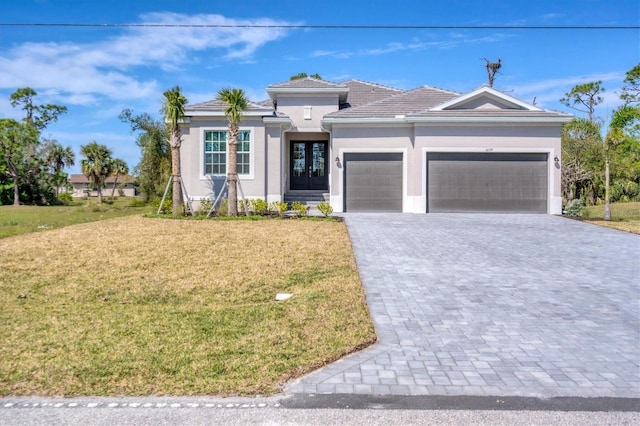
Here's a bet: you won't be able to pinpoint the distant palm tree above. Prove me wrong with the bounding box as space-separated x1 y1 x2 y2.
109 158 129 198
162 86 188 215
217 88 248 216
80 141 113 204
44 140 75 198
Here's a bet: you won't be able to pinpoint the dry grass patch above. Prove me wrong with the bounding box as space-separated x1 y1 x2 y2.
0 216 375 396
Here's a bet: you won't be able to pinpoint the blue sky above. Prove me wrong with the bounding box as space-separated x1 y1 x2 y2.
1 0 638 174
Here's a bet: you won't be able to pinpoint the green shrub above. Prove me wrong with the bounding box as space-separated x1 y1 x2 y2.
197 197 213 216
565 199 585 217
269 201 288 216
58 192 73 205
250 198 269 215
291 201 309 217
317 201 333 217
151 197 172 214
216 199 229 216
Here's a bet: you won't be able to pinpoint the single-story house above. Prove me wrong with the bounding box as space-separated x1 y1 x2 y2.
181 78 572 214
69 174 136 198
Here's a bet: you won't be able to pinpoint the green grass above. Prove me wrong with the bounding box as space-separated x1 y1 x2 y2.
0 198 153 239
0 216 375 396
582 201 640 235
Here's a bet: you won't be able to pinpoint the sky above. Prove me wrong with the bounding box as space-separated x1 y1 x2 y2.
0 0 638 174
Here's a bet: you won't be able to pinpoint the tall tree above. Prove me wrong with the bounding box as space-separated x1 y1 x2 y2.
0 119 39 205
9 87 67 130
620 63 640 105
603 105 640 220
43 139 75 198
217 88 248 216
80 141 113 204
109 158 129 198
119 109 171 202
290 72 322 80
561 118 601 203
162 86 188 215
560 81 605 122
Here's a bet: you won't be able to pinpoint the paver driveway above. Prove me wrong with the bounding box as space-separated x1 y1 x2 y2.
286 214 640 398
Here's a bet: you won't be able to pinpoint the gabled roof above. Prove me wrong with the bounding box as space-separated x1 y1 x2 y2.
339 80 405 108
326 86 459 119
430 85 541 112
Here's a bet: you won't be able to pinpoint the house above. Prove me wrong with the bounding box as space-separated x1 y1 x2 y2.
69 174 136 198
180 78 572 214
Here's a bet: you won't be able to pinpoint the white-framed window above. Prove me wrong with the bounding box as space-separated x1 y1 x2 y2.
203 130 252 177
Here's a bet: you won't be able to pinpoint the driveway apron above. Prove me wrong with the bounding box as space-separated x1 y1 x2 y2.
285 214 640 398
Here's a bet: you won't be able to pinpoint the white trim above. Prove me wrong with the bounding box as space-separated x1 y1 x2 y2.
431 86 542 111
421 147 556 214
334 147 408 213
409 115 571 124
200 127 255 180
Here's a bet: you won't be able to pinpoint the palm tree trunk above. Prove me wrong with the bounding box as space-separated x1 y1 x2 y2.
604 151 611 221
111 175 119 198
171 143 183 215
227 126 238 216
97 183 103 204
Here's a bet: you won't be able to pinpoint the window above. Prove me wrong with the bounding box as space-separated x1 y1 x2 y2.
204 130 251 176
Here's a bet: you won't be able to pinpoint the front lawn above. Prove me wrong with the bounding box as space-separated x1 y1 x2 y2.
581 201 640 235
0 216 375 396
0 198 152 239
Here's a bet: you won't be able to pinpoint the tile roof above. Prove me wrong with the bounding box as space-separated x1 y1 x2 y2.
70 174 134 184
339 80 404 108
185 99 271 111
267 77 348 90
326 86 459 118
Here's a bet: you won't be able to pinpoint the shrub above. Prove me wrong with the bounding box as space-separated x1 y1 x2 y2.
152 197 172 214
269 201 288 216
250 198 269 215
565 199 585 217
197 197 213 216
216 199 229 216
291 201 309 217
58 192 73 205
317 201 333 217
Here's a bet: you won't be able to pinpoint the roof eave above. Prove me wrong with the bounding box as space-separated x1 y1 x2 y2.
409 115 573 124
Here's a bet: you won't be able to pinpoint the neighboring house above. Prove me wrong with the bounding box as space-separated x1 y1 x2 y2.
181 78 572 214
69 174 136 198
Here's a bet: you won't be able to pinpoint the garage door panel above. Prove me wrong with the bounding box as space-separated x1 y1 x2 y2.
345 153 402 212
428 153 547 213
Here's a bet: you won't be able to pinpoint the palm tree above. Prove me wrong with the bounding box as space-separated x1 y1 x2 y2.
109 158 129 198
44 140 75 198
80 141 113 204
603 105 640 220
162 86 188 215
217 88 248 216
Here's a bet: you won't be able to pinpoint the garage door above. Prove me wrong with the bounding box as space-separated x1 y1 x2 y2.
427 152 548 213
344 153 402 212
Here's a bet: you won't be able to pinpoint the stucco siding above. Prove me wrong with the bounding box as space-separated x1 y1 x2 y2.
277 95 339 130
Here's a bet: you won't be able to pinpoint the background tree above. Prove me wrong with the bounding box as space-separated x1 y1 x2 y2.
561 118 601 203
109 158 129 198
290 72 322 80
43 139 75 199
217 88 248 216
80 141 113 204
620 63 640 105
560 81 604 123
0 118 39 205
162 86 188 215
119 109 171 202
603 105 640 220
10 87 67 130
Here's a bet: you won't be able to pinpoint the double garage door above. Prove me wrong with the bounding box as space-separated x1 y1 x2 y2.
343 152 548 213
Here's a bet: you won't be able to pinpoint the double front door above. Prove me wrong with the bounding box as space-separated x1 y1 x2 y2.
290 141 328 190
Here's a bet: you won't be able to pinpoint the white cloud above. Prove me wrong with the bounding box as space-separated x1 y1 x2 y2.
0 13 296 106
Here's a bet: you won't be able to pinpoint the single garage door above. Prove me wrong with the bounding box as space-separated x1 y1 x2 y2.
427 152 548 213
344 153 402 212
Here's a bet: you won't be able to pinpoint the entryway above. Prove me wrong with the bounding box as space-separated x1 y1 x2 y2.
290 142 328 191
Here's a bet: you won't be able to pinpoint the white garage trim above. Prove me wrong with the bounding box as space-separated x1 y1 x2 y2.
421 147 559 214
333 147 408 213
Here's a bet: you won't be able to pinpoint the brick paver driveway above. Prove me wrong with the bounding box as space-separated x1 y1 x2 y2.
286 214 640 398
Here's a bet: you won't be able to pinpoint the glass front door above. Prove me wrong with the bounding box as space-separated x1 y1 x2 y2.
290 141 328 190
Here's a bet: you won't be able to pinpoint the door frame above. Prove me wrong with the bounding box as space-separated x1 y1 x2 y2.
289 141 328 191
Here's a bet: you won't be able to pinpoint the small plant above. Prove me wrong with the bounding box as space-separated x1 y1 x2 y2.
565 199 585 217
237 199 251 214
197 197 213 216
317 201 333 217
58 192 73 205
216 199 229 216
269 201 288 216
251 198 269 215
152 197 172 214
291 201 309 217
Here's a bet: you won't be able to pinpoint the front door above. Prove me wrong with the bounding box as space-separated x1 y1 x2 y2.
290 141 328 190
